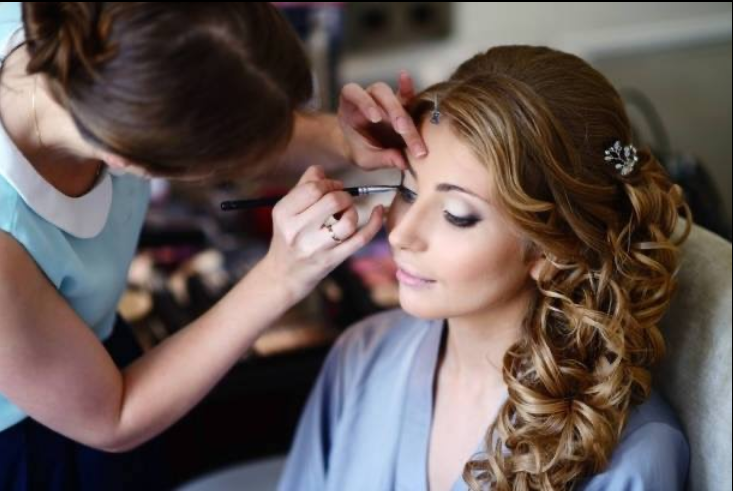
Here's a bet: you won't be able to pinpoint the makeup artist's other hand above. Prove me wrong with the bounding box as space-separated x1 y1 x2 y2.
259 166 385 304
339 70 427 171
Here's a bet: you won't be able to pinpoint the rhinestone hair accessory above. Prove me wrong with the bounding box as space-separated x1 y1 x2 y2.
430 94 441 125
604 141 638 176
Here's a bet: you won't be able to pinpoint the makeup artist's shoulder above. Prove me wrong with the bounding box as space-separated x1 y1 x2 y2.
334 309 433 359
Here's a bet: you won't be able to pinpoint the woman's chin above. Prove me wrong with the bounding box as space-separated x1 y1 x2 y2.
398 291 447 320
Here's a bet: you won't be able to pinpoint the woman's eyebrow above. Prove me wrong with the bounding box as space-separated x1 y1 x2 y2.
436 183 489 204
404 161 491 204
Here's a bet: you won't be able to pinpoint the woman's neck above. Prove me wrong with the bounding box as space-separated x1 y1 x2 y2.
441 287 535 385
0 45 105 197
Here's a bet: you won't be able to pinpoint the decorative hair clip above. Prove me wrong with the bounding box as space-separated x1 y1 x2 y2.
604 141 638 176
430 94 441 125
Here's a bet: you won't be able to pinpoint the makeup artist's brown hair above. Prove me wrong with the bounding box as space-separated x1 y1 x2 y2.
18 2 313 177
410 46 691 490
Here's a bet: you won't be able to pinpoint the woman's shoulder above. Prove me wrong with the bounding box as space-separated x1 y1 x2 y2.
580 391 690 490
0 173 20 227
0 173 62 245
624 390 685 436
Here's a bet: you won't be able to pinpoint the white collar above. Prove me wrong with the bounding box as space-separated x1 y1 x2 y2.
0 26 131 238
0 124 118 239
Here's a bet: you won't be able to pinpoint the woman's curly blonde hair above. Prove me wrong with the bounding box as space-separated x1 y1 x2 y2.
409 46 691 490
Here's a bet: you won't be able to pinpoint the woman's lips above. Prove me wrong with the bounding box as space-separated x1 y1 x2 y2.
395 266 436 288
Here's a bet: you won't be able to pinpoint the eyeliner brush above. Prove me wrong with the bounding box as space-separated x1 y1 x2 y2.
220 185 400 211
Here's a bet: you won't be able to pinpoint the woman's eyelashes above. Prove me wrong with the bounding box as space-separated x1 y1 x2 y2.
398 172 419 204
396 184 482 229
398 185 417 204
444 211 481 228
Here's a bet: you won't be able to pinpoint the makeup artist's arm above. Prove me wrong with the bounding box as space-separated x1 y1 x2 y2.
0 166 384 453
283 71 426 173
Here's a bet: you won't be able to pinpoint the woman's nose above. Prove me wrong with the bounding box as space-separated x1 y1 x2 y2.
387 205 428 252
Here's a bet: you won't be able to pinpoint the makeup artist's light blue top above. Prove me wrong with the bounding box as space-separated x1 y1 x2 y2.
278 309 690 491
0 106 150 432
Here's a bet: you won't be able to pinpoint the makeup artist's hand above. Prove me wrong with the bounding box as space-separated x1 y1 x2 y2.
259 165 385 304
339 71 427 171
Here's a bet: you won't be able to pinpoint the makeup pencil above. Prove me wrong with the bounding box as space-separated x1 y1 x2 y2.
220 185 400 211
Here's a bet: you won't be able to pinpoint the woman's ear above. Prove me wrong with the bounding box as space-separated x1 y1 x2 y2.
101 152 134 170
100 151 150 178
524 243 556 283
529 255 547 282
528 252 561 283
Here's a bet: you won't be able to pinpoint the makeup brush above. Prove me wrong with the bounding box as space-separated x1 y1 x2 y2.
220 185 400 211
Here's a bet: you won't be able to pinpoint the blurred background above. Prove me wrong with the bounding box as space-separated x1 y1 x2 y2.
0 2 730 490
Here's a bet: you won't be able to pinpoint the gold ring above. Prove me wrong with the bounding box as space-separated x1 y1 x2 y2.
324 223 342 243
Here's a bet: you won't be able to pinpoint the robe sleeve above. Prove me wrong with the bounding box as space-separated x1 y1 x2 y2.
277 333 352 491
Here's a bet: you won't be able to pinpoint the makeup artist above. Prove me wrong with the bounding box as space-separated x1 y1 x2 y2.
0 3 425 489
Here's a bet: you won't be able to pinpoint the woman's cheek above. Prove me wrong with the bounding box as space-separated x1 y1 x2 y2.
385 198 405 234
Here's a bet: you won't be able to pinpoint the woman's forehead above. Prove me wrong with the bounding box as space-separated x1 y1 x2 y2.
406 121 495 203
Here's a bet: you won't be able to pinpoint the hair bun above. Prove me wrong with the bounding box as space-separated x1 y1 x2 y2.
23 2 113 86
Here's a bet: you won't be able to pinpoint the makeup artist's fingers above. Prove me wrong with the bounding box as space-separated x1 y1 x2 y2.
340 82 383 125
297 164 326 185
397 70 416 105
366 82 426 158
263 199 384 305
328 206 359 242
377 148 410 171
297 190 354 229
329 205 385 262
303 205 359 252
340 119 409 170
275 179 344 217
338 78 423 171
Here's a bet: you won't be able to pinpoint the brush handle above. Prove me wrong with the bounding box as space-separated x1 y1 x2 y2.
220 185 399 211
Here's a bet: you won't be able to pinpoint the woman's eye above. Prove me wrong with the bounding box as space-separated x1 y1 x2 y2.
397 181 481 228
398 186 417 204
444 211 481 228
